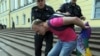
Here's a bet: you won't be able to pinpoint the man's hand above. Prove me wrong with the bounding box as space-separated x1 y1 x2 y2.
63 12 71 15
80 16 86 21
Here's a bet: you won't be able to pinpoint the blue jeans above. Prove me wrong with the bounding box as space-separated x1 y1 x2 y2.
47 40 76 56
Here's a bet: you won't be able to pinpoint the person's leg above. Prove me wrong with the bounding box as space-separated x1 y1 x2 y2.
59 40 77 56
44 31 53 56
34 34 44 56
63 17 86 29
47 40 62 56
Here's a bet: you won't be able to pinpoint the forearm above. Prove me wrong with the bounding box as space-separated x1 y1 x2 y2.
72 17 85 28
63 17 86 29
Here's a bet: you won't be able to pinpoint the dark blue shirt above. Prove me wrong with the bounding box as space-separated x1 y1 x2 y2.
58 3 83 18
31 5 54 22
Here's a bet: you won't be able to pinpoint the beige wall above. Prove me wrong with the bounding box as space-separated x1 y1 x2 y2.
0 0 100 28
77 0 100 27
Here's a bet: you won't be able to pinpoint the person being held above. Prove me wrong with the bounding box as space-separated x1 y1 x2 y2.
31 14 89 56
31 0 54 56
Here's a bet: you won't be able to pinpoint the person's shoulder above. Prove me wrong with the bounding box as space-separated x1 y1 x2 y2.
61 2 70 7
46 5 53 9
31 6 39 12
75 4 81 10
49 17 64 27
76 4 81 8
32 6 38 10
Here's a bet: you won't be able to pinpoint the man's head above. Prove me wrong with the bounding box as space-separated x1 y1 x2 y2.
37 0 45 9
70 0 77 4
31 19 47 35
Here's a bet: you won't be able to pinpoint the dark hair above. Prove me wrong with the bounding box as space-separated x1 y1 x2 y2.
37 0 44 2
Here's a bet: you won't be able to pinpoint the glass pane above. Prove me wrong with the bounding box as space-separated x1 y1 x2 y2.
95 13 100 18
94 0 100 18
95 8 100 12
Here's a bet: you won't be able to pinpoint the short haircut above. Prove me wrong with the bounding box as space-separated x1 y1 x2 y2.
31 19 43 29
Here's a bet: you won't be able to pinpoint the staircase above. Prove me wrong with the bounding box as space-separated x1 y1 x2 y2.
0 28 100 56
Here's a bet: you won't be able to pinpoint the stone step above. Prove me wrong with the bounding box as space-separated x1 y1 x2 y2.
0 33 78 56
89 38 100 44
0 34 99 55
0 37 34 56
1 29 100 36
0 35 34 49
1 31 100 50
0 48 11 56
0 41 31 56
89 43 100 52
1 31 100 40
0 29 30 32
0 29 100 56
76 31 100 35
90 35 100 40
1 32 100 46
0 33 34 43
0 32 34 39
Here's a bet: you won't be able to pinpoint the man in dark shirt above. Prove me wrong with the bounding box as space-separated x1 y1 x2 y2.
58 0 85 20
31 0 54 56
57 0 86 55
57 0 85 29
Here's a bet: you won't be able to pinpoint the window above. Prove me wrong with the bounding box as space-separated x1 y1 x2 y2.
32 0 35 3
28 0 33 4
94 0 100 19
4 18 7 25
22 14 26 25
28 18 30 23
2 3 4 12
11 17 13 25
11 0 15 11
16 16 19 25
20 0 24 7
15 0 18 9
0 20 1 24
1 19 4 25
5 1 7 10
24 0 28 6
0 4 2 13
64 0 70 3
0 4 1 13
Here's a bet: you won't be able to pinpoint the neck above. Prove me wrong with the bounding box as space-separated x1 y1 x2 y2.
38 5 45 9
71 2 76 6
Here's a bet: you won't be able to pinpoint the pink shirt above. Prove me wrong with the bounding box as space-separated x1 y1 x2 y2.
48 17 77 42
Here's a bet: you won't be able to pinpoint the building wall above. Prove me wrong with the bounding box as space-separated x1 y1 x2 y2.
47 0 64 11
10 3 36 28
77 0 100 27
0 0 100 28
48 0 100 27
0 0 36 28
0 0 10 28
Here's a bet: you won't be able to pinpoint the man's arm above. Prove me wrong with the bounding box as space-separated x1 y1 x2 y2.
49 6 55 14
78 6 86 20
31 7 39 22
57 3 67 13
62 17 86 29
56 3 71 16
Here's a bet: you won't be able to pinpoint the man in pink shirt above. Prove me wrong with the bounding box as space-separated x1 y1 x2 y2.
31 15 88 56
